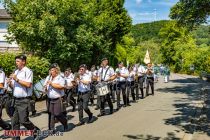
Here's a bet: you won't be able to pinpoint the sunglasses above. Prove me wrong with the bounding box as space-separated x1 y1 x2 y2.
80 68 85 71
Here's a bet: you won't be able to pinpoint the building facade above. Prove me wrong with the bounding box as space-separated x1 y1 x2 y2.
0 9 19 52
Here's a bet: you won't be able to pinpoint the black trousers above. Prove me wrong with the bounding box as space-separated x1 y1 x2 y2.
28 99 36 114
12 98 39 140
65 89 76 110
127 81 135 102
116 81 127 107
100 93 113 114
146 77 154 95
138 76 145 99
0 94 11 130
48 98 67 130
77 92 92 123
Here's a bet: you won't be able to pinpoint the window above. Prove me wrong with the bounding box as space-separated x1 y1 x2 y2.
0 22 9 29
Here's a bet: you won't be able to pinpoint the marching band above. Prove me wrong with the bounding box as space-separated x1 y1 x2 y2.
0 54 171 139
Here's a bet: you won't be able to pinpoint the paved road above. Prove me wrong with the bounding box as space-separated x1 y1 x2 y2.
0 73 206 140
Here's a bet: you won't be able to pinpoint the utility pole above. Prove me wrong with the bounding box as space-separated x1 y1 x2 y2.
154 9 157 21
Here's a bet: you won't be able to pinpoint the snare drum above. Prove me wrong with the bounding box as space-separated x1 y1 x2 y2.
95 82 110 96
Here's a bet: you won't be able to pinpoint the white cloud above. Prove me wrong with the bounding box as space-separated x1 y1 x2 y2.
136 0 143 5
137 12 155 16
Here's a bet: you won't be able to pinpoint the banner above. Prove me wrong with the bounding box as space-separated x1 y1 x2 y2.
144 49 151 64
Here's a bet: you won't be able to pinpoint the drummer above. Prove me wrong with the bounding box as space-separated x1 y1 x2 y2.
97 58 114 117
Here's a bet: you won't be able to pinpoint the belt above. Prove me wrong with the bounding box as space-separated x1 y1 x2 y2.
78 91 89 95
15 97 30 100
48 98 60 101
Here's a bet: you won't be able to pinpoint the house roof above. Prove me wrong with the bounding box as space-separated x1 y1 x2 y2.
0 9 11 19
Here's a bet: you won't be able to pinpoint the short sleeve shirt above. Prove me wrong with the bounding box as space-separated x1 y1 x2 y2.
97 66 115 81
64 73 74 88
115 67 129 82
78 73 91 93
13 67 33 98
0 70 5 94
45 74 65 99
138 65 146 76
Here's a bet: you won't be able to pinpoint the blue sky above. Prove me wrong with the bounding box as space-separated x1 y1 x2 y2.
124 0 179 24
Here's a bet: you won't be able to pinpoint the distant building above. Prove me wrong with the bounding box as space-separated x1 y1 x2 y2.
0 9 19 52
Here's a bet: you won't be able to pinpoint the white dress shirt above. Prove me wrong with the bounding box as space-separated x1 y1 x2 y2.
64 73 74 88
127 71 135 82
137 65 146 76
13 67 33 98
78 73 91 93
0 70 5 94
97 66 115 81
115 67 129 82
44 74 65 99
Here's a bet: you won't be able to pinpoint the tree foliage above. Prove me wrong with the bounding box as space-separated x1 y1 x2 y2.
2 0 131 70
170 0 210 28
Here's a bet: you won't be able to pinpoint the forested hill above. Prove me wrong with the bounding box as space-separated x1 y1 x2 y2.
131 20 210 47
131 20 171 43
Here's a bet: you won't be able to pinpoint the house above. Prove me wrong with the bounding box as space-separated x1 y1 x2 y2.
0 9 19 52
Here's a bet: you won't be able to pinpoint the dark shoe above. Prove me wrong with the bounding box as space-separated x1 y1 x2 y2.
88 113 93 123
64 124 68 132
127 104 131 106
97 113 105 117
72 107 76 112
95 107 99 110
123 105 127 107
76 121 85 126
116 107 121 111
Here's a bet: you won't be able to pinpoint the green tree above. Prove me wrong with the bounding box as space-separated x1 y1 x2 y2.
2 0 131 69
170 0 210 28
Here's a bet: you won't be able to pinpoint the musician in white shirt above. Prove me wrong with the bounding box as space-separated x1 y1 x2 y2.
44 63 68 132
64 68 76 112
145 63 154 96
115 62 129 110
137 64 146 99
127 66 136 102
97 58 115 117
75 64 93 126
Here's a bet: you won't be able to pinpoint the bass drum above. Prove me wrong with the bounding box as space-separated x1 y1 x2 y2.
33 79 46 99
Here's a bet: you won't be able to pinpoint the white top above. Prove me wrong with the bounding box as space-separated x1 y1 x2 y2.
97 66 115 81
13 67 33 98
64 73 74 88
78 73 91 93
115 67 129 82
0 70 5 94
44 74 65 99
146 67 154 77
137 65 146 76
127 71 135 82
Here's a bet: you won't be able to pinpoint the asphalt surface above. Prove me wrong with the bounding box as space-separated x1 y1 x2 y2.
0 73 207 140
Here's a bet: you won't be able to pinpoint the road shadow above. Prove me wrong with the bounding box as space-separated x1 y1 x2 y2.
157 77 210 137
123 132 180 140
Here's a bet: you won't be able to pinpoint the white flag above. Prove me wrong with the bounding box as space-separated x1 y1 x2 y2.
144 50 151 64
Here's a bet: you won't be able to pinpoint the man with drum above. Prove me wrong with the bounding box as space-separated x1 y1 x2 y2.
97 58 114 117
137 64 146 99
115 62 129 110
0 66 11 130
75 64 93 126
44 63 68 132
